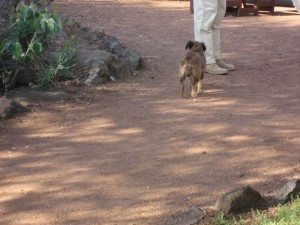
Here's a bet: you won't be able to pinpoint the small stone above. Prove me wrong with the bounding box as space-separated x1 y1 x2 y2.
122 48 142 70
0 96 28 120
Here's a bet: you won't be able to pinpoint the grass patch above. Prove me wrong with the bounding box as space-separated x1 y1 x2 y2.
215 197 300 225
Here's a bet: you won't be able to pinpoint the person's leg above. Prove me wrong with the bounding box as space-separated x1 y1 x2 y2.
213 0 236 70
193 0 217 64
212 0 226 61
194 0 228 74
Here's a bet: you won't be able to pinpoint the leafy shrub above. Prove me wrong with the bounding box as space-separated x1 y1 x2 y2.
0 0 76 92
50 35 76 81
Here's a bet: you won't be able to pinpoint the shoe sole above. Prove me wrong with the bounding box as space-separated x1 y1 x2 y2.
205 70 228 75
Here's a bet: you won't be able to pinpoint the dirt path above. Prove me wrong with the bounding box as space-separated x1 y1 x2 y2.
1 1 300 224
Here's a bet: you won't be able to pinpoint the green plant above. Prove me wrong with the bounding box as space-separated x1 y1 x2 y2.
36 69 53 90
273 197 300 225
6 2 62 65
216 212 231 225
0 1 73 92
214 198 300 225
50 35 76 81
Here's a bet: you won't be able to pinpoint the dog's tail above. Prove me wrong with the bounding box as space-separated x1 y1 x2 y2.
183 63 193 77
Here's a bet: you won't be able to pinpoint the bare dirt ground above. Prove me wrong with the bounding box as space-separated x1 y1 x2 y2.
1 1 300 224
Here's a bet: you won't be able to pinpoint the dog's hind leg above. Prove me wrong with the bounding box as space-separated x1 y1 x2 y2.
197 71 205 95
197 80 203 94
180 76 185 97
189 77 197 98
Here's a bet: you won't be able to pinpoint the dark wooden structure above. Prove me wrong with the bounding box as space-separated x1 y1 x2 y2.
189 0 276 16
227 0 243 16
190 0 193 14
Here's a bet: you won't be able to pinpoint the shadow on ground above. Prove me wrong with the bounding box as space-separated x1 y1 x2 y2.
1 1 299 225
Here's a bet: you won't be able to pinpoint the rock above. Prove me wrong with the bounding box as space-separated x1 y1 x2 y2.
75 50 117 68
85 60 110 85
122 48 142 70
65 78 82 86
15 68 37 87
108 58 133 79
277 180 300 204
165 207 203 225
88 30 106 42
0 60 36 88
101 35 124 56
81 29 106 48
0 96 28 120
74 31 141 84
215 186 267 214
64 20 81 35
76 50 135 82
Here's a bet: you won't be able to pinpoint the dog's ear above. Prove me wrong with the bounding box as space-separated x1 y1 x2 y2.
201 43 206 52
185 41 194 50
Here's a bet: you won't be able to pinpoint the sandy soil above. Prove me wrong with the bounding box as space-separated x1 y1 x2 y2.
1 1 300 224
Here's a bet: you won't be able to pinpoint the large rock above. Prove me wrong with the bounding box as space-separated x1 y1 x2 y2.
0 96 28 120
75 50 117 68
215 186 267 214
72 26 142 85
76 50 135 83
277 180 300 204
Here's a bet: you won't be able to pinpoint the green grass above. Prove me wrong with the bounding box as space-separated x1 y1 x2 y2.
216 197 300 225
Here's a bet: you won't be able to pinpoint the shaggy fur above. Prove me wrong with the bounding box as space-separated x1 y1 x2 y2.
179 41 206 98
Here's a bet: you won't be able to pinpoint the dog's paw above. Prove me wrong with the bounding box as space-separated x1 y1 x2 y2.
191 93 197 98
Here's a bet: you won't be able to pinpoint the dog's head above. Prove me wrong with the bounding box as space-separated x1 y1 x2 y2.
185 41 206 53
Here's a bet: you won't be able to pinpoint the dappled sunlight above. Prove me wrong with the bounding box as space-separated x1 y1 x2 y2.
7 215 55 225
164 164 201 177
116 128 144 135
223 135 253 143
238 177 269 187
263 166 296 177
0 151 25 159
67 134 123 143
184 146 213 155
202 98 236 106
1 1 299 225
203 89 229 95
200 124 229 134
2 85 299 225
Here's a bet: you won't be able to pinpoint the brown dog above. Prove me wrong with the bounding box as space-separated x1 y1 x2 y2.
179 41 206 98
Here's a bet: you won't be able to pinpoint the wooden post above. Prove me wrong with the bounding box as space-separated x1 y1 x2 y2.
190 0 194 14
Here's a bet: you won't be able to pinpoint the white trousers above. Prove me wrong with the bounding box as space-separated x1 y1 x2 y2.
193 0 226 64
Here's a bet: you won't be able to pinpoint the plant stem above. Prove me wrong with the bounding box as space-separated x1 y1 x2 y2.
5 68 19 95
